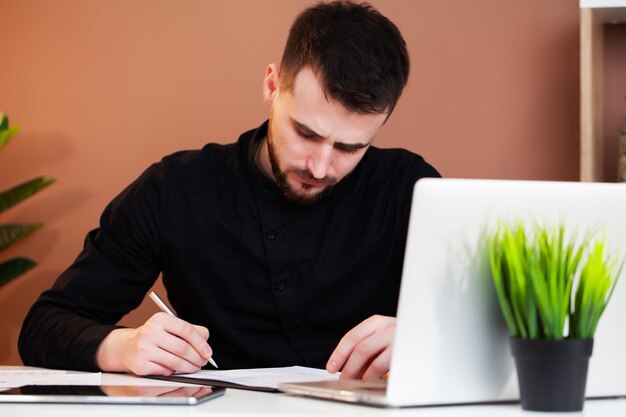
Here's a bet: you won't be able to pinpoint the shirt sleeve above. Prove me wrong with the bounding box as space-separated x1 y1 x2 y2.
18 162 166 371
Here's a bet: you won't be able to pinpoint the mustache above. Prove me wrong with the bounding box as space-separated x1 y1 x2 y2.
287 168 337 185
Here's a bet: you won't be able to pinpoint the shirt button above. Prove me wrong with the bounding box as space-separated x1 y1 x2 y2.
266 232 276 240
274 282 285 291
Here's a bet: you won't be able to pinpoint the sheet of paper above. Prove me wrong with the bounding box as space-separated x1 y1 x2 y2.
0 369 101 388
176 366 339 390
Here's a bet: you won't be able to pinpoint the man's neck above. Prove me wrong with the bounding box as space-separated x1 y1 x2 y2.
255 136 274 181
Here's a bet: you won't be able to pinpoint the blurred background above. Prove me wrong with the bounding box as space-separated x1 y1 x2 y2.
0 0 624 365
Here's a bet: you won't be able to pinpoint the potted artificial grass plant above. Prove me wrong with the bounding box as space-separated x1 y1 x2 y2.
489 222 624 412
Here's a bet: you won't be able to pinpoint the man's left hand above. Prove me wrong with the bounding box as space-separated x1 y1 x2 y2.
325 315 396 380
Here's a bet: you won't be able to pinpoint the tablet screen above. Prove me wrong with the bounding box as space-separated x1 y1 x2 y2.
0 384 225 405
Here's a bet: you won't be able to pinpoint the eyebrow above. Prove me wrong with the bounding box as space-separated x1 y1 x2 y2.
292 120 370 150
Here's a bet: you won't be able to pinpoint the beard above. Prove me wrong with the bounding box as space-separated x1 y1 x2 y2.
266 124 337 206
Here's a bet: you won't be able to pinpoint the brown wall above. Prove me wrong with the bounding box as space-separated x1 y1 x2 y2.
0 0 582 365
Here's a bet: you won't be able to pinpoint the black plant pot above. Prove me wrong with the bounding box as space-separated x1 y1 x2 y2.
510 338 594 412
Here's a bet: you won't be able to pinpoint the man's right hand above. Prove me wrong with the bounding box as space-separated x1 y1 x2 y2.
96 312 213 375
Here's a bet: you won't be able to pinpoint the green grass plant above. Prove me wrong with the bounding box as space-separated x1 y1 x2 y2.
489 221 624 340
0 112 55 286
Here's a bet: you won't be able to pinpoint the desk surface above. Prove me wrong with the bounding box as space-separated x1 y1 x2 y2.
1 367 626 416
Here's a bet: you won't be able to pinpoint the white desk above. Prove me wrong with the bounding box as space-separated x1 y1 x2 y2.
1 367 626 416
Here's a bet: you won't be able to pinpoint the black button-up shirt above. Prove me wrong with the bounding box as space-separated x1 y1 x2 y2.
19 121 440 371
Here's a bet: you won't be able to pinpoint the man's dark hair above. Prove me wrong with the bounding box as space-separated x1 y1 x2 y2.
280 1 409 115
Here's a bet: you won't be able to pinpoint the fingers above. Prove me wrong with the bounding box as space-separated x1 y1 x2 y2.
125 313 214 375
360 346 392 380
339 325 394 380
326 315 386 372
326 315 396 380
193 324 210 340
157 314 212 361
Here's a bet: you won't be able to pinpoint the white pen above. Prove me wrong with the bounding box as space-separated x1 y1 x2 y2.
149 291 219 369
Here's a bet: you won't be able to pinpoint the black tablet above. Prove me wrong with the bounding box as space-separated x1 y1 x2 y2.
0 384 225 405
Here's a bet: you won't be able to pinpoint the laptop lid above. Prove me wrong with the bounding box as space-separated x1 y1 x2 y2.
387 178 626 406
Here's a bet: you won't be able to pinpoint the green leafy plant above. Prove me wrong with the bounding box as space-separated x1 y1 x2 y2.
0 112 55 286
489 221 624 340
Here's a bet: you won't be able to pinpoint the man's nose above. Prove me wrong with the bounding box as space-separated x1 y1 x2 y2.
307 143 333 180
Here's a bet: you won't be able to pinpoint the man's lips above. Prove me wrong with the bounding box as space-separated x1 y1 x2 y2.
292 172 325 187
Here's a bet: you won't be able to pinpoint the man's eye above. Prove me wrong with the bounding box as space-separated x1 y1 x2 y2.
336 146 358 155
297 130 316 139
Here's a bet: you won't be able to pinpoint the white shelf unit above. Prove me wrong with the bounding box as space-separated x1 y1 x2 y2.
580 1 626 181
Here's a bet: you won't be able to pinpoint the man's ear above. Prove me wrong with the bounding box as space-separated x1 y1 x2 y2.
262 63 280 106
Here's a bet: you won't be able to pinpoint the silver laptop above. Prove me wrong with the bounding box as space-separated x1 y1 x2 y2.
279 178 626 407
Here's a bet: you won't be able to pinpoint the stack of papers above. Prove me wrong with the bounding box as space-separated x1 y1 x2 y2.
150 366 339 392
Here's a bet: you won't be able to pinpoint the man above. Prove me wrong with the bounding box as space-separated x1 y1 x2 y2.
19 1 439 381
